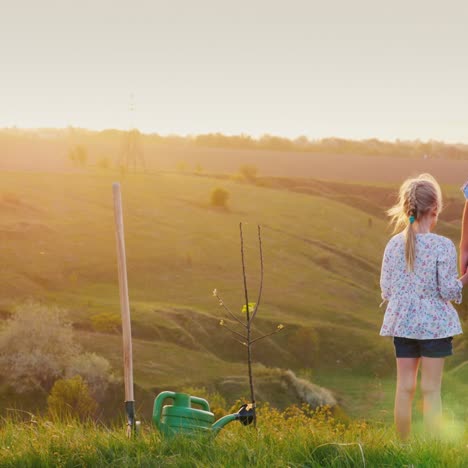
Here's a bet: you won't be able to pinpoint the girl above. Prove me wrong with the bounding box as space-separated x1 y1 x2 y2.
380 173 467 440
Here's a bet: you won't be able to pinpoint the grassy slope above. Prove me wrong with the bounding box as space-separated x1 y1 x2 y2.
0 410 467 467
1 169 467 421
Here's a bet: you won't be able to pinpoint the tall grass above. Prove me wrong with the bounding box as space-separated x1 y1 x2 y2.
1 405 466 467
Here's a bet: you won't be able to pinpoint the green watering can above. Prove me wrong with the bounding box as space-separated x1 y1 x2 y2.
153 391 254 437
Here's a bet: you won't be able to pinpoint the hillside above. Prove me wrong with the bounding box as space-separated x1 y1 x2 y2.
0 168 467 421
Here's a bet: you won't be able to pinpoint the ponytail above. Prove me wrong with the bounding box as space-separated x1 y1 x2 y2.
387 173 441 273
405 222 416 272
405 182 418 272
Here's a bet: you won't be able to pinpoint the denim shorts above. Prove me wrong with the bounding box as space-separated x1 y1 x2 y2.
393 336 453 358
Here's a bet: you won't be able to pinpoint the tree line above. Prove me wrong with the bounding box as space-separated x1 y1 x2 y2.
1 127 468 160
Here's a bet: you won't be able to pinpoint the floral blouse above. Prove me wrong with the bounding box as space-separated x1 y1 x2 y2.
380 232 463 339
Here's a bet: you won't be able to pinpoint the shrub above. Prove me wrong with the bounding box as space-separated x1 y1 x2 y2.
68 145 88 167
0 302 79 392
0 302 115 396
282 370 336 408
210 187 229 208
66 352 115 402
47 375 97 420
239 164 258 182
91 312 121 333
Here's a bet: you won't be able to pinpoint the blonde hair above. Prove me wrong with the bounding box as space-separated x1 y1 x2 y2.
387 173 442 272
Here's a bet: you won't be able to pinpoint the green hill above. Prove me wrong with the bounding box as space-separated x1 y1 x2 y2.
1 169 466 420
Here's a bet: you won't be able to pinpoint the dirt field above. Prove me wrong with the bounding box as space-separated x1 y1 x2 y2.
2 134 468 184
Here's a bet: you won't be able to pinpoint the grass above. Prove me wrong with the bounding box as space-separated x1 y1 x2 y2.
0 404 467 467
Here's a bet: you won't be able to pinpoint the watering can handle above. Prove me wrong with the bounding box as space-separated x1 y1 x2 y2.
153 391 176 429
190 395 210 412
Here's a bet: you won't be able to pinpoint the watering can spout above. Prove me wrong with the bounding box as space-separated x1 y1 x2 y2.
211 413 238 435
212 403 255 435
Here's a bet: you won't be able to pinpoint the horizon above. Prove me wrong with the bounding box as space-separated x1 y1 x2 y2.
2 126 468 146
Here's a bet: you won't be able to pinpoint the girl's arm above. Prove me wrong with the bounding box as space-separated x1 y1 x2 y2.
380 243 393 301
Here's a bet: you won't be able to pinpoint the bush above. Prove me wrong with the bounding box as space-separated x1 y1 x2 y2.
0 302 79 392
210 187 229 208
68 145 88 167
0 301 115 396
66 353 115 402
239 164 258 182
91 312 121 333
47 375 97 420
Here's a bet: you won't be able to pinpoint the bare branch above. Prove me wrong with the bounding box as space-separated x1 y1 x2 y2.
213 290 246 328
240 222 250 325
220 322 247 340
250 224 264 323
229 337 248 347
250 327 284 345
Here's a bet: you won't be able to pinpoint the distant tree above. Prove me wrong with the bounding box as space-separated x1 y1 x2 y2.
97 156 110 169
259 134 294 151
239 164 258 182
211 187 229 208
294 135 310 148
68 145 88 167
48 375 97 420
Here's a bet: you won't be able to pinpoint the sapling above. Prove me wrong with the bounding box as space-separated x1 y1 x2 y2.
213 223 284 427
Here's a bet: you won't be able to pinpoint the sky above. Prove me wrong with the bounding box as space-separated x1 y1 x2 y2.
1 0 468 142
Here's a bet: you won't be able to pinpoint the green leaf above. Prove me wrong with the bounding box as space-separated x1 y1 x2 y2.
241 302 256 314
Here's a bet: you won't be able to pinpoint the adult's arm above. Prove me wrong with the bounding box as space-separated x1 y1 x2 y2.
438 240 463 303
460 201 468 274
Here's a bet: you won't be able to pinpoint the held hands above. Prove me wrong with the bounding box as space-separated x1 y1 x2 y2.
459 269 468 287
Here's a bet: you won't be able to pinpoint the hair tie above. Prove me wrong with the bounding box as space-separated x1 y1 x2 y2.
409 215 415 224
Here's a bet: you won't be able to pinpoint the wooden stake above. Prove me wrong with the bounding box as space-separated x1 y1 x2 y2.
112 182 135 436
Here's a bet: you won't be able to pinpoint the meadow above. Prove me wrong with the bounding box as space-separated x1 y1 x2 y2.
1 142 467 465
1 405 467 467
